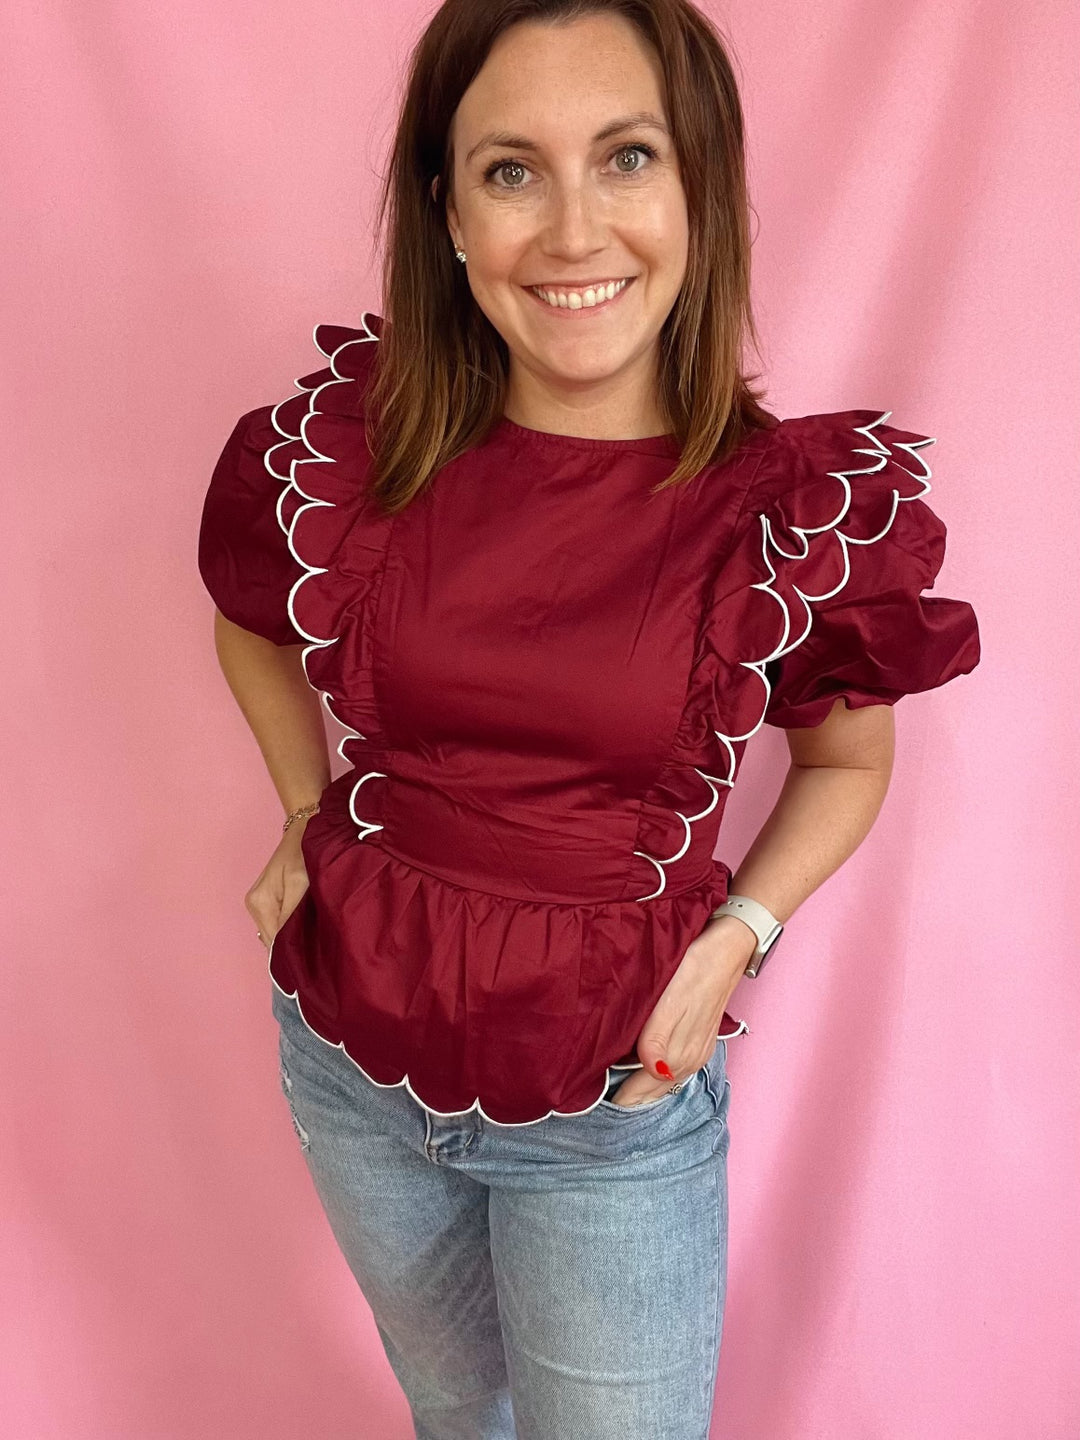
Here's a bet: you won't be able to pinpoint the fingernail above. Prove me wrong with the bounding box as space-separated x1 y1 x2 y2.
656 1060 674 1079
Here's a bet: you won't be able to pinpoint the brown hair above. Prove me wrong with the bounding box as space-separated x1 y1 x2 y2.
366 0 774 515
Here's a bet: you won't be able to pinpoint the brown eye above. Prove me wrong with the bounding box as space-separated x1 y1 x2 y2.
482 142 658 191
614 145 651 173
485 160 528 189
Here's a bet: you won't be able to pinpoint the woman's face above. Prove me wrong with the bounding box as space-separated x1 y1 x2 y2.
444 13 689 438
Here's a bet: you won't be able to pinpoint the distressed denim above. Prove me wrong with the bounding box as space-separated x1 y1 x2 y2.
271 979 732 1440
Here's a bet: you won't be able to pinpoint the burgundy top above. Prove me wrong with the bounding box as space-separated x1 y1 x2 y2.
198 314 980 1127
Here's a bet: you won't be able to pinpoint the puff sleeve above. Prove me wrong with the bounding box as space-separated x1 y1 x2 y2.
197 406 304 646
756 411 981 729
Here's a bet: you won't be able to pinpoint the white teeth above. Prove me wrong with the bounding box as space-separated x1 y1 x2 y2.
529 277 631 309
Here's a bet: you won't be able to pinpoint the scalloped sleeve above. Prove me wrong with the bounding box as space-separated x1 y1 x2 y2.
757 411 981 729
197 407 304 646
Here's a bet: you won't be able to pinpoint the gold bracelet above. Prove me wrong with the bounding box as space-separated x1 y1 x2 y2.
282 801 320 833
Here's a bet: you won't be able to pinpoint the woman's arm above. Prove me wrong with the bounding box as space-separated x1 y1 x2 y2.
211 611 332 943
711 696 896 945
625 700 896 1100
212 610 331 815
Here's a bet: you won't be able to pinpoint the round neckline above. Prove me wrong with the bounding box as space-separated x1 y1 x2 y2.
494 413 683 458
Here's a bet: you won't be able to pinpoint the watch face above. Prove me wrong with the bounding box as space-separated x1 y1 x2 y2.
754 925 782 973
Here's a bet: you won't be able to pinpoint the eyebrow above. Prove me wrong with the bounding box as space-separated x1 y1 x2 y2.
464 112 670 167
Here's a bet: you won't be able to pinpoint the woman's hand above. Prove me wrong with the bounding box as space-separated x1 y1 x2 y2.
245 821 313 949
607 916 757 1107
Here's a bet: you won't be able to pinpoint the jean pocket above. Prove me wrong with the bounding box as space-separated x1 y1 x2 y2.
597 1066 701 1114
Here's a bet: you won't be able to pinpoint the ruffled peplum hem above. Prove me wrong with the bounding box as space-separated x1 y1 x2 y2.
267 792 749 1127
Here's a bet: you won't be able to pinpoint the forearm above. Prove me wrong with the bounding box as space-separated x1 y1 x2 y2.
632 744 895 1090
212 611 331 815
706 757 892 946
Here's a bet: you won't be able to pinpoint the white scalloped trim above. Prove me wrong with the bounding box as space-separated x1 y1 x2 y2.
262 314 386 842
268 966 744 1128
633 410 935 902
259 322 755 1127
256 319 661 1127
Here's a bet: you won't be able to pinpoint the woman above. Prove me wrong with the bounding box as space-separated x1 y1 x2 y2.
198 1 980 1435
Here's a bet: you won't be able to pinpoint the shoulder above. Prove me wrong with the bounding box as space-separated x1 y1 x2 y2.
217 314 385 456
308 314 384 385
291 314 384 422
738 407 942 565
748 408 936 507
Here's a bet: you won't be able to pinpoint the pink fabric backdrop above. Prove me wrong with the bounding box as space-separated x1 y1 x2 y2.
3 1 1076 1435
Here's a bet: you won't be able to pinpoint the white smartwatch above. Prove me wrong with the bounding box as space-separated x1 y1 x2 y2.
710 894 784 977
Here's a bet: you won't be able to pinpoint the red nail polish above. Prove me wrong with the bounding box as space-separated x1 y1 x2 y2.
656 1060 674 1079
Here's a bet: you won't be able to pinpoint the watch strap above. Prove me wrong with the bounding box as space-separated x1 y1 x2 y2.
710 893 783 974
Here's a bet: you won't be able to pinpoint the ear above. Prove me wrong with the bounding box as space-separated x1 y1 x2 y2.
440 178 461 249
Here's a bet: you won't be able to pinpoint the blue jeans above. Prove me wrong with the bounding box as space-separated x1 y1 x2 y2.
271 979 732 1440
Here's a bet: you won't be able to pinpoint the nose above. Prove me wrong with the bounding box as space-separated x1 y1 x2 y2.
539 174 610 258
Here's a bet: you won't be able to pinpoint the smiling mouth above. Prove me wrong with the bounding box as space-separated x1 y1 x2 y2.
524 276 637 314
